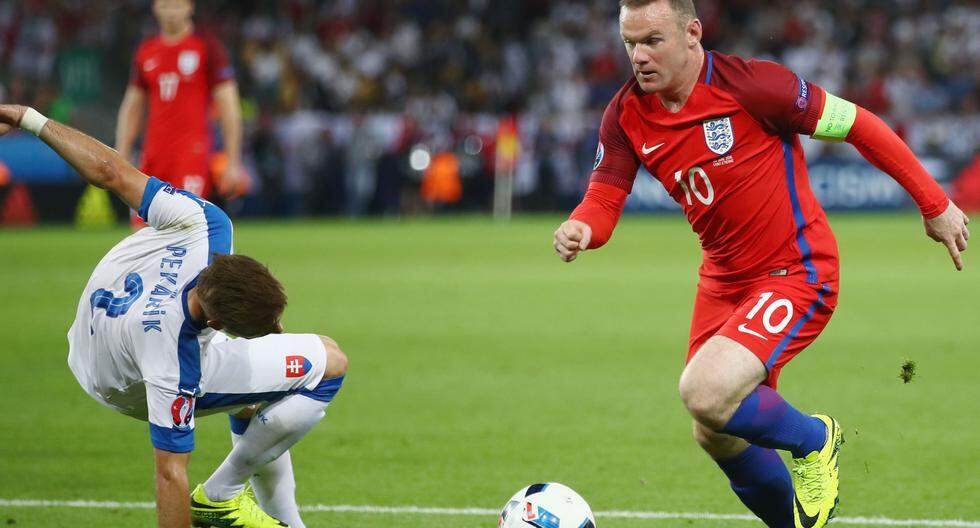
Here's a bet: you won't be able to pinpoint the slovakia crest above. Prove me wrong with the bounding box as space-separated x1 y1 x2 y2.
171 395 195 430
285 355 312 378
178 50 200 76
702 117 734 156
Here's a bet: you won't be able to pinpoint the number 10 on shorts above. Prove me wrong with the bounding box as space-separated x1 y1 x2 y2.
737 292 794 340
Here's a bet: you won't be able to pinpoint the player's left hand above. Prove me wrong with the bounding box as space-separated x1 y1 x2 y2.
923 200 970 271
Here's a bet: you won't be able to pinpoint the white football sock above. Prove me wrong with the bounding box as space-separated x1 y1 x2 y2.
224 431 306 528
203 395 329 504
252 449 304 528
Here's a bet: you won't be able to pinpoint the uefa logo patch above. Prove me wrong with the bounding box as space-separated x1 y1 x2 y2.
593 142 605 170
702 117 734 156
170 395 194 430
285 355 312 378
796 77 810 110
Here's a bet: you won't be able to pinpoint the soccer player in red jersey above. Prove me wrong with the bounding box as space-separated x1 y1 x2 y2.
553 1 970 527
116 0 242 202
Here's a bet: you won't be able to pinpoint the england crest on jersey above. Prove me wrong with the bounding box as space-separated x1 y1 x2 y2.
178 50 200 76
703 117 734 156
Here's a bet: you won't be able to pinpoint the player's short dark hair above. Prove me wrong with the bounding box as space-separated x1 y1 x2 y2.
619 0 698 25
196 254 287 338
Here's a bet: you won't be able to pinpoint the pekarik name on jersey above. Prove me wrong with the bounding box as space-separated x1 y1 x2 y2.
141 245 187 333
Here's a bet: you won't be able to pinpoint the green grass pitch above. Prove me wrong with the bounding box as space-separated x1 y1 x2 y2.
1 214 978 527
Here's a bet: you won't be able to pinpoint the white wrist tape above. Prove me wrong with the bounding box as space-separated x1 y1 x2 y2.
20 107 49 136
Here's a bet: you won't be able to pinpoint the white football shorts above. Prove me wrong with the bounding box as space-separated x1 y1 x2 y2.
195 332 328 415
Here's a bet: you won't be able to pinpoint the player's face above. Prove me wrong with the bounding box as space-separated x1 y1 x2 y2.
620 2 700 94
153 0 193 33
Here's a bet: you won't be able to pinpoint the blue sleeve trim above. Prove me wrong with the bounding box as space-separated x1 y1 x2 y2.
174 189 233 261
149 423 195 453
203 203 233 261
137 177 168 221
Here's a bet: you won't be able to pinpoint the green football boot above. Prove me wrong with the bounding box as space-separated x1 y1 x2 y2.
791 414 843 528
190 483 288 527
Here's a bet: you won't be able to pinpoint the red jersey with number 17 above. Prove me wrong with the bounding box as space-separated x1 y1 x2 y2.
129 30 233 172
592 51 839 285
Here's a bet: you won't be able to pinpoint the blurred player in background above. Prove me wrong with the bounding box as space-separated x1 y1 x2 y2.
116 0 243 209
0 104 345 528
553 1 969 527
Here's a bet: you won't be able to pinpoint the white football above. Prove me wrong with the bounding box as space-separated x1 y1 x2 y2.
498 483 596 528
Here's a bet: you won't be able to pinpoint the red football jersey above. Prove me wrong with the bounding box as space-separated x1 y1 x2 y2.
129 30 233 175
593 51 839 284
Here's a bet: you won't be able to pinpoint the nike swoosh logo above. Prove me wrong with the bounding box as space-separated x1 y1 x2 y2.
737 323 769 340
795 495 820 528
641 142 665 155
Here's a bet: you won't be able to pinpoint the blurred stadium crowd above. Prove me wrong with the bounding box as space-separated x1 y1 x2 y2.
1 0 978 217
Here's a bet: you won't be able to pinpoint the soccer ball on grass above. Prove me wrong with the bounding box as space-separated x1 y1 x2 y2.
498 482 596 528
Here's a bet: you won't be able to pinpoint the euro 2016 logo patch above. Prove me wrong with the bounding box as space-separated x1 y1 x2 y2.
285 355 312 378
170 395 194 430
703 117 734 156
593 142 605 170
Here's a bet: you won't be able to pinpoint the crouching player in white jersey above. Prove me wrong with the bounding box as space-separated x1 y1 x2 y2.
0 104 346 528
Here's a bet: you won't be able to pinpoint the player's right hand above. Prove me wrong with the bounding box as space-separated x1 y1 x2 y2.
554 220 592 262
0 104 26 136
923 200 970 271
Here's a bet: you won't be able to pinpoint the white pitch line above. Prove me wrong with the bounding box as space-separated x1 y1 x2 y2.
0 499 155 509
1 499 979 527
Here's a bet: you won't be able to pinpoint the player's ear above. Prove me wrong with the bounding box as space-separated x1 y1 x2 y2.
206 319 224 332
687 18 702 46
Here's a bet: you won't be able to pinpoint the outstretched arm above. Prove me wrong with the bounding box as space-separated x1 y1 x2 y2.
842 105 969 270
809 94 970 270
0 104 149 210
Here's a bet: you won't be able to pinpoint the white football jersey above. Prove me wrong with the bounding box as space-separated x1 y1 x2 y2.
67 177 232 453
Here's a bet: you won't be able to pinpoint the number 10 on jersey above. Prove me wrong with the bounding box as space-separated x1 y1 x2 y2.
674 166 714 206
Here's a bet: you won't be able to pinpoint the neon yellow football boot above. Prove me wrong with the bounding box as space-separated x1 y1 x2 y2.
190 483 288 527
791 415 843 528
